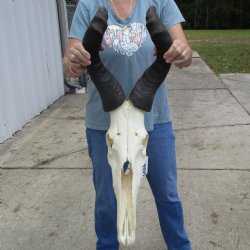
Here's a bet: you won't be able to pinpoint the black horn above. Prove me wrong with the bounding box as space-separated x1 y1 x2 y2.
129 6 173 112
82 6 125 112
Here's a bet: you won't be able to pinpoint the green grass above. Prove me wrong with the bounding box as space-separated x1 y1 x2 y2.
185 30 250 74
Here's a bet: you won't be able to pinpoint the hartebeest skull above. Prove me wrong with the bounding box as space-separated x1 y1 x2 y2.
82 6 172 246
106 100 148 245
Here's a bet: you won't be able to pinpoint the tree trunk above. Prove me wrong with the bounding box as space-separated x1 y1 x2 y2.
194 7 198 29
206 4 209 29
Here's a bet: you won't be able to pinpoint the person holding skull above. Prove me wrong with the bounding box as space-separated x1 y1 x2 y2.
63 0 192 249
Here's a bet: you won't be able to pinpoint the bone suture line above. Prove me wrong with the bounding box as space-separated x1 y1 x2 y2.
82 5 172 246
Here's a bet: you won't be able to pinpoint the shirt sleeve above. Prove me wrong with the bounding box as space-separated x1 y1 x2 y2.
160 0 185 29
68 1 90 41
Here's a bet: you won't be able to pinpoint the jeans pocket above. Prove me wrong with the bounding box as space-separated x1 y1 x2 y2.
150 122 175 140
153 122 172 132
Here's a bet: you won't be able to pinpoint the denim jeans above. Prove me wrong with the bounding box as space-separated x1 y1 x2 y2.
86 122 191 250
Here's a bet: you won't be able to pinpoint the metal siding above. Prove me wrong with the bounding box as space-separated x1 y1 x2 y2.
0 0 65 143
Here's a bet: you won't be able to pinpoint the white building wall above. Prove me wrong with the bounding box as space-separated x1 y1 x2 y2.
0 0 65 143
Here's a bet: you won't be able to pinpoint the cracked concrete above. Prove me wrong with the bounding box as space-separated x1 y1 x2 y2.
219 74 250 115
1 52 250 250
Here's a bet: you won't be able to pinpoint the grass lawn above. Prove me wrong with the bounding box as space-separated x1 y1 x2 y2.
185 30 250 74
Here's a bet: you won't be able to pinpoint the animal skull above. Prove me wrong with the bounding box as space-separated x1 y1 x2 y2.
82 5 172 247
106 100 148 246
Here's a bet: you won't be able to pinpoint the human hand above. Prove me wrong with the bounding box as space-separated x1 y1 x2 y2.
64 41 106 77
163 39 192 68
66 42 91 77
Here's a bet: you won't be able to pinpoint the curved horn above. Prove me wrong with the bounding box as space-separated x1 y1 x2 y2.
129 6 173 112
82 6 126 112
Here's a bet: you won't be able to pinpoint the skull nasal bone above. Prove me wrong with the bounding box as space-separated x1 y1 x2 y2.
123 161 130 175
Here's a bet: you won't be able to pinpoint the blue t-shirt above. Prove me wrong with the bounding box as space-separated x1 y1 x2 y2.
69 0 184 131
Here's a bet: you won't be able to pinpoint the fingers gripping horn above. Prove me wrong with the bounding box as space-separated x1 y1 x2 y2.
130 6 173 112
82 7 125 112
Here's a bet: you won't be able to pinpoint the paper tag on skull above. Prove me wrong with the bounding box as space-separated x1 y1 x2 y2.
141 156 148 178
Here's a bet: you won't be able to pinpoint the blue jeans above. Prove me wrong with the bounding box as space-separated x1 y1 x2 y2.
86 122 191 250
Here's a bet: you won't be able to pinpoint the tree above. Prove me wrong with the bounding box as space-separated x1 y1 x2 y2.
175 0 250 29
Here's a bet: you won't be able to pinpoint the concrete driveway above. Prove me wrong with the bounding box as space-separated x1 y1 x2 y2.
1 53 250 250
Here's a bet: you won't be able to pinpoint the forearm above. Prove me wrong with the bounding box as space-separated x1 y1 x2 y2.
168 23 190 46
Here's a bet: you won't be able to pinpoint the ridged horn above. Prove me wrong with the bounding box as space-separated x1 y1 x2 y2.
129 6 173 112
82 6 126 112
